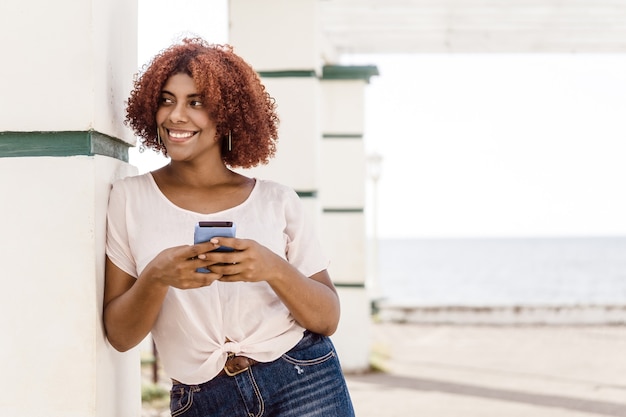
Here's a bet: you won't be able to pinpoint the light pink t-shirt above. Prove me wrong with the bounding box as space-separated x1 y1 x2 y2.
106 173 329 384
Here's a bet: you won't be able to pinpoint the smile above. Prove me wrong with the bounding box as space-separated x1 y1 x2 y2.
167 129 197 141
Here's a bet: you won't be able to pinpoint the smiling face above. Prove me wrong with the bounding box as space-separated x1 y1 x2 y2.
155 72 219 162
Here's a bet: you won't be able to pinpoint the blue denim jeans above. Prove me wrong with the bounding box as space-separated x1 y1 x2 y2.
169 331 355 417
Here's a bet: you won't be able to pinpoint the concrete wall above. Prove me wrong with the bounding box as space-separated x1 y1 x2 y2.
229 0 321 73
0 0 140 415
242 77 322 193
319 79 371 372
2 0 136 140
0 157 138 417
230 0 376 372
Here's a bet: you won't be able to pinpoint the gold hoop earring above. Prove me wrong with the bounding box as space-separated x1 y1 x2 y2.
228 130 232 151
156 128 163 146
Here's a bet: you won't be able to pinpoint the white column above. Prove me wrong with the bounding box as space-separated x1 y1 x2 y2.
230 0 322 221
0 0 139 416
229 0 378 373
320 66 378 372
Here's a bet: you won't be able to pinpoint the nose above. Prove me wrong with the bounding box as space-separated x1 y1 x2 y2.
169 101 188 123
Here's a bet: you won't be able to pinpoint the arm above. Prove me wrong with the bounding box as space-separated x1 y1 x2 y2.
205 238 340 336
267 265 340 336
103 257 168 352
104 242 224 351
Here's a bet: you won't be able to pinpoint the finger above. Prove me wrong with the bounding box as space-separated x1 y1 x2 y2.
187 241 220 259
193 271 223 282
218 272 240 282
209 261 242 277
173 271 221 289
204 250 242 268
209 237 247 251
189 256 225 273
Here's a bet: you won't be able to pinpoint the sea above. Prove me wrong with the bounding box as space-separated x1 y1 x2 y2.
374 236 626 323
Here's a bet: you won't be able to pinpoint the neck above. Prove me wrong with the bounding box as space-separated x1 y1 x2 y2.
163 160 235 188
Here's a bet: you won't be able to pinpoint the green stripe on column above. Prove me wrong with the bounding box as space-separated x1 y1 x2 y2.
321 65 379 83
0 131 130 161
296 190 318 198
322 133 363 139
257 70 317 78
323 208 364 213
334 283 366 288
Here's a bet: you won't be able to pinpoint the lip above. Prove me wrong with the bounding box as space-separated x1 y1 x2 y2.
166 128 198 143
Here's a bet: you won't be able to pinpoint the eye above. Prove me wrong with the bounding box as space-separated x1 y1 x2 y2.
159 96 174 106
190 100 204 108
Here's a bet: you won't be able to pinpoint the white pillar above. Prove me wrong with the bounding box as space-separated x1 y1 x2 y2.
0 1 140 416
229 0 323 225
229 0 378 372
320 67 378 372
229 0 322 217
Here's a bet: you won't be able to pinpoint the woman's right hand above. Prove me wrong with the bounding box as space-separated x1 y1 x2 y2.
142 241 225 289
103 241 223 352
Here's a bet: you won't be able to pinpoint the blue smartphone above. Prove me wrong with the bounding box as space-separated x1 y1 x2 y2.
194 221 236 273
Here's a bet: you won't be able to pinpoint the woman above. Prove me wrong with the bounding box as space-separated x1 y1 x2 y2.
103 38 355 416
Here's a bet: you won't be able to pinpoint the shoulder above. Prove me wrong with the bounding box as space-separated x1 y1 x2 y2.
111 172 153 192
254 179 299 201
109 173 155 207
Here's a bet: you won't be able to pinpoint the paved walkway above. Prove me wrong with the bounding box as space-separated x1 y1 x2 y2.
142 323 626 416
345 323 626 417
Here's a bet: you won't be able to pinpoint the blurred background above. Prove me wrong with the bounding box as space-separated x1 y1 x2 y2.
134 0 626 320
133 1 626 416
3 1 625 416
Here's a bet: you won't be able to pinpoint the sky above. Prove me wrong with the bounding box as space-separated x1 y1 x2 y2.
132 1 626 240
346 53 626 239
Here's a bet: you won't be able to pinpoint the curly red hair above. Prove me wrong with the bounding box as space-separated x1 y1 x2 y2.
125 38 279 168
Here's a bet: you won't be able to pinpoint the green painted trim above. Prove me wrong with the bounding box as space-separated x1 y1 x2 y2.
322 133 363 139
334 282 366 288
296 190 318 198
257 70 317 78
323 208 364 213
257 66 379 83
322 65 379 83
257 65 380 83
0 131 130 161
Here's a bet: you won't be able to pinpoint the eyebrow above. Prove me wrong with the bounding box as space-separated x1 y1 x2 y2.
161 90 202 98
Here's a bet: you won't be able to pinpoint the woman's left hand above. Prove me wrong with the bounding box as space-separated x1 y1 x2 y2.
202 237 340 335
200 237 284 283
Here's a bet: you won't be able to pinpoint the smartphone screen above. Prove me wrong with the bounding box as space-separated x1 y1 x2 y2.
194 221 236 273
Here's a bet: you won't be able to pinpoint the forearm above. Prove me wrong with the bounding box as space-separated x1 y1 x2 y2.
268 263 340 336
104 275 169 352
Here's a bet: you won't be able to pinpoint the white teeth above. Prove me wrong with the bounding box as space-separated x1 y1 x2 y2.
169 131 195 139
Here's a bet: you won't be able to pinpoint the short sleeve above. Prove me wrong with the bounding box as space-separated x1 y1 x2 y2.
282 188 329 277
105 180 138 278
